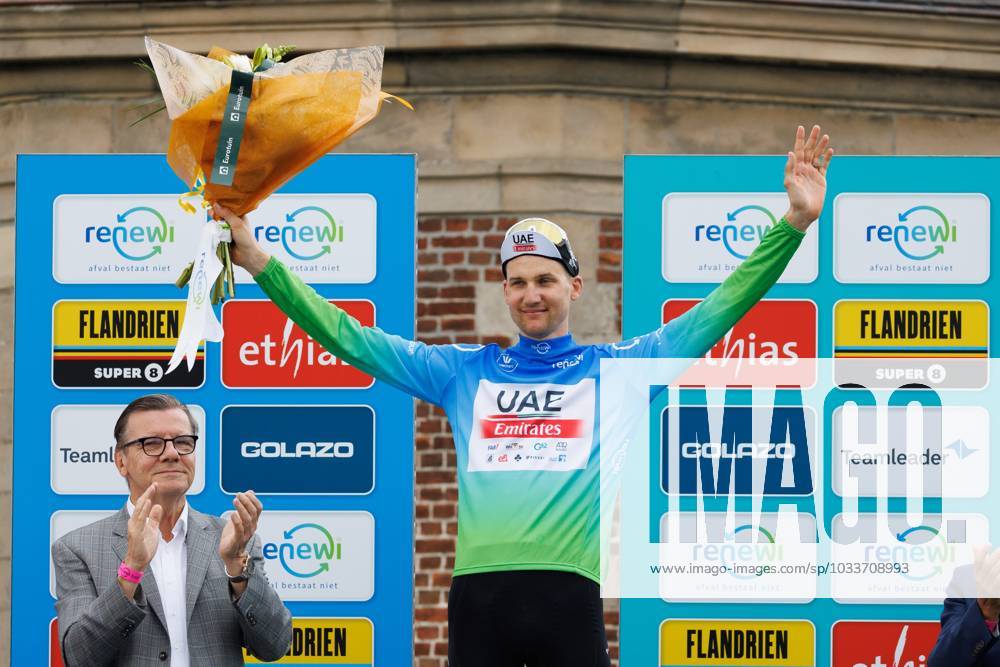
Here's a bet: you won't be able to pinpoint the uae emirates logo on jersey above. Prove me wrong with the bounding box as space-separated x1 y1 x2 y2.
469 380 594 472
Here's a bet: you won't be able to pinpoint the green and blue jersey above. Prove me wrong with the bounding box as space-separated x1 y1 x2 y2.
255 219 805 582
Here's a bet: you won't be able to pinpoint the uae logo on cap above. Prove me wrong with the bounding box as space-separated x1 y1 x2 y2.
511 231 537 252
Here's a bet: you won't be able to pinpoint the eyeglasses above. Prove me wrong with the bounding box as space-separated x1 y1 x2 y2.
121 435 198 457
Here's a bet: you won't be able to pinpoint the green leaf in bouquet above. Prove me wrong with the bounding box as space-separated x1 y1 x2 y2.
251 44 268 71
129 103 167 127
271 44 296 61
131 59 167 125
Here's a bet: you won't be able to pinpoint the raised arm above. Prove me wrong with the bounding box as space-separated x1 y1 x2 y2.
615 125 833 359
220 204 469 405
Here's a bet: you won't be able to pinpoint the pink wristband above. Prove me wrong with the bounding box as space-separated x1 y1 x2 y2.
117 563 144 584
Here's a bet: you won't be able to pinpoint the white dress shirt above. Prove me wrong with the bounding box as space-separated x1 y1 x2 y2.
126 499 191 667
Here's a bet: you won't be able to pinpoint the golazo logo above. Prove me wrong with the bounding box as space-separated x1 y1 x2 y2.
84 206 175 261
254 206 344 261
241 441 354 458
681 442 796 459
263 522 342 578
865 205 956 261
222 300 374 388
663 405 813 496
480 388 583 438
694 205 777 260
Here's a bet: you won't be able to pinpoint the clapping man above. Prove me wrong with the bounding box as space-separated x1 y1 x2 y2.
52 394 292 666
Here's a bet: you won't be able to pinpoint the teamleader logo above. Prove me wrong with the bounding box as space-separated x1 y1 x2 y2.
84 206 175 261
694 204 778 260
253 205 343 261
865 205 956 261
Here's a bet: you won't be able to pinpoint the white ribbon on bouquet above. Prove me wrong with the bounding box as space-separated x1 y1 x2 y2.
167 221 231 374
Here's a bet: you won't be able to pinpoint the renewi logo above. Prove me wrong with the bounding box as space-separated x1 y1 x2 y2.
865 205 956 261
263 522 342 578
865 524 955 582
254 206 344 261
84 206 175 261
694 205 778 260
692 523 785 581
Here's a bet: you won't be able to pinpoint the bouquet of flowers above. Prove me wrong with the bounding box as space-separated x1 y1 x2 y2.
141 37 409 372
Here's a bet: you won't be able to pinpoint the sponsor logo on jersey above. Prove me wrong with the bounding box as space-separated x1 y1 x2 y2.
480 387 584 439
552 353 583 369
660 619 814 666
221 300 375 388
469 380 595 472
52 300 203 388
496 352 518 373
831 621 938 667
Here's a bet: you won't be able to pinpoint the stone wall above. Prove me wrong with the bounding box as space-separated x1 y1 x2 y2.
2 1 1000 665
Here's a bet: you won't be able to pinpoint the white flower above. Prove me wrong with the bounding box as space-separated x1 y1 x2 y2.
226 54 254 73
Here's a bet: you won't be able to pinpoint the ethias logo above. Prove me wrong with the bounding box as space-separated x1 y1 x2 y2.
694 205 778 260
264 522 342 578
865 205 956 261
84 206 174 261
254 206 343 261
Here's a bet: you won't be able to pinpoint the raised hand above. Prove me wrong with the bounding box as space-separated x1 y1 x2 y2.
125 483 163 571
212 203 271 277
782 125 834 231
219 491 263 566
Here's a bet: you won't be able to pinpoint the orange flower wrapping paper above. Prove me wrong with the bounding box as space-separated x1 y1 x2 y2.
142 37 407 373
146 37 402 215
168 70 363 215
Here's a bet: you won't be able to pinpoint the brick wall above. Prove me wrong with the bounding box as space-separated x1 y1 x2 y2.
412 214 623 666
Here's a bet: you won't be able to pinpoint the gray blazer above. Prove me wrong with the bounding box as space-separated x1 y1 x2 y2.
52 505 292 666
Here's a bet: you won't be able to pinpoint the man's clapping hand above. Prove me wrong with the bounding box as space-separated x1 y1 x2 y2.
124 483 162 572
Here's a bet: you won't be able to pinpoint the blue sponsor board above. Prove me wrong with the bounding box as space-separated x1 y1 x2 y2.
221 405 375 495
14 154 415 666
621 156 1000 666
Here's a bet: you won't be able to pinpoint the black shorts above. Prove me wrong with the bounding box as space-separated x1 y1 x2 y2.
447 570 612 667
